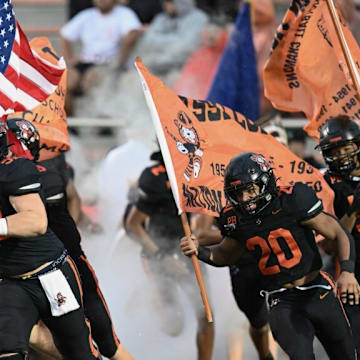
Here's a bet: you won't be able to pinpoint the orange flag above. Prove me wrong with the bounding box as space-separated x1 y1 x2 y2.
135 58 334 217
7 37 70 160
263 0 360 139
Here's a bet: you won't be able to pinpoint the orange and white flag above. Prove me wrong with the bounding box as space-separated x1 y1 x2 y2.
135 58 334 217
263 0 360 139
7 37 70 160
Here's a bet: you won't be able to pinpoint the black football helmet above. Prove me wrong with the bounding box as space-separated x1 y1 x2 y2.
7 118 40 161
316 115 360 177
0 124 8 161
224 152 278 218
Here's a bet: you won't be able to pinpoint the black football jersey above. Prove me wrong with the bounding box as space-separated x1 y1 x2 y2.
324 173 360 226
324 173 360 271
37 154 82 257
135 164 184 251
0 157 64 276
218 182 323 291
37 154 71 201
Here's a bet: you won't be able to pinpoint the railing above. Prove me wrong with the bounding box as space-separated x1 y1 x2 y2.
66 117 308 128
67 118 124 128
22 26 60 34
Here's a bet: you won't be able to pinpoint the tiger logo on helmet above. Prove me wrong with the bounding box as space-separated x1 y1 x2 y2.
250 154 271 172
16 120 39 143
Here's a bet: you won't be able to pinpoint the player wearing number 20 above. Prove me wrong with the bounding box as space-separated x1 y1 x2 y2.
180 152 360 360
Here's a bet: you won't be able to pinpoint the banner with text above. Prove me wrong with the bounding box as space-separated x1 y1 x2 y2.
263 0 360 139
136 58 334 217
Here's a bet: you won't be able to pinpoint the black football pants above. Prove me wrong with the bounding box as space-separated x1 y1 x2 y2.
268 272 356 360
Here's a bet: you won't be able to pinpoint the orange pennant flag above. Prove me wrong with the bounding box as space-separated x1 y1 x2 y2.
135 57 334 217
7 37 70 160
264 0 360 139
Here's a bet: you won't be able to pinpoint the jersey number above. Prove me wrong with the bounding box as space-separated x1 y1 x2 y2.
246 228 302 275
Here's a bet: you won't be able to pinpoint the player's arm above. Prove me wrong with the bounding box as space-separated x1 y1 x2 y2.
302 212 360 304
66 179 81 224
340 213 357 233
192 214 222 246
180 234 243 266
5 193 48 237
302 212 355 270
125 205 161 256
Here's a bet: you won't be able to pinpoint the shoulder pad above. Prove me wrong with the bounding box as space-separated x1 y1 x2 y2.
289 182 323 220
1 158 41 196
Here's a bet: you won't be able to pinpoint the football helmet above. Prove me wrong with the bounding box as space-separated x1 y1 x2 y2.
7 118 40 161
224 152 277 218
316 116 360 177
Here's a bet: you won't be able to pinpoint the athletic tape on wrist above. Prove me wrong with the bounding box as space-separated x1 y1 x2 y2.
0 217 8 236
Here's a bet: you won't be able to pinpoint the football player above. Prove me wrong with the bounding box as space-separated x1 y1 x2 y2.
316 115 360 351
181 152 359 359
0 125 101 359
7 118 134 360
125 150 214 360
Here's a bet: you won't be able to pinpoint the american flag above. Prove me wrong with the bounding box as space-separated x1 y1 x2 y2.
0 0 65 117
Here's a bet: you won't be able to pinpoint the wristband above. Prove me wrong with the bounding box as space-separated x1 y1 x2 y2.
197 246 223 267
0 218 8 236
197 245 211 262
340 260 355 273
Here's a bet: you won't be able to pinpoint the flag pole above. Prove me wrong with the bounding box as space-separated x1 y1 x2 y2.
325 0 360 96
180 212 213 323
135 57 213 323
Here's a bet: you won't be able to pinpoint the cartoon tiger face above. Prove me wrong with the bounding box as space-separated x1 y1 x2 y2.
173 110 200 145
178 124 198 144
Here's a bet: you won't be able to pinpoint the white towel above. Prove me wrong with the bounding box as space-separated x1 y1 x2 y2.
39 269 80 317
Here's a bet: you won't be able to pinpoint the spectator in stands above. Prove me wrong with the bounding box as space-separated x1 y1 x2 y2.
68 0 92 19
173 16 229 99
335 0 360 44
134 0 209 75
73 0 209 126
118 0 163 24
60 0 142 115
197 0 240 20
